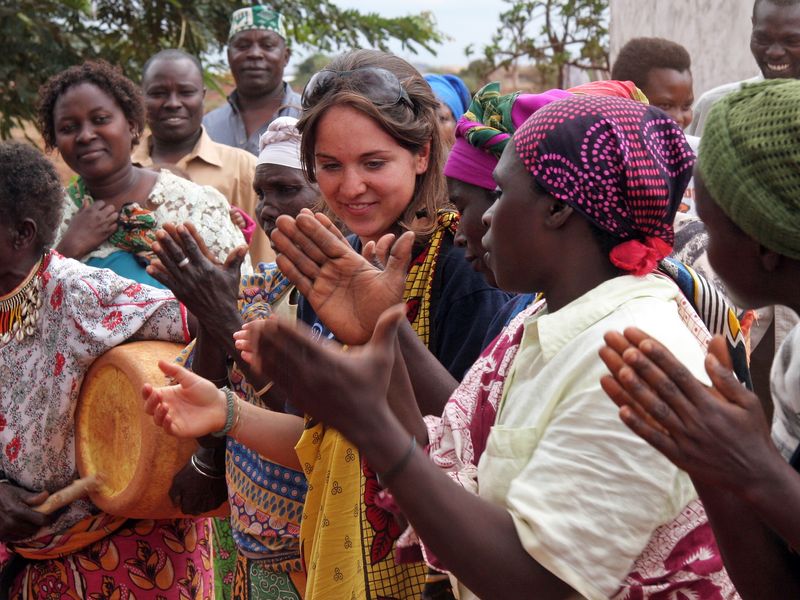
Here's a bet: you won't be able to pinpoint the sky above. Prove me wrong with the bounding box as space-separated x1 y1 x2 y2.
296 0 507 70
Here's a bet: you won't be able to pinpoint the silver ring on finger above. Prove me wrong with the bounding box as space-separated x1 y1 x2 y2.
177 256 190 269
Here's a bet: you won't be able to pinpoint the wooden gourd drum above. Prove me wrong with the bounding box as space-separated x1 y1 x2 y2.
76 340 228 519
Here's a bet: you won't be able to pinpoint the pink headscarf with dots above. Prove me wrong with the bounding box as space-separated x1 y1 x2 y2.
514 94 695 276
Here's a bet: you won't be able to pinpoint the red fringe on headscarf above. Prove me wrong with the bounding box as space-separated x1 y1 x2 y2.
609 237 673 276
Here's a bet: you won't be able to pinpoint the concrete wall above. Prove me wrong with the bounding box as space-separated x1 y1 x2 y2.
610 0 757 98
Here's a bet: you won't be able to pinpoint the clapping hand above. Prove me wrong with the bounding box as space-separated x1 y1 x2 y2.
599 328 780 494
232 305 407 439
271 209 413 345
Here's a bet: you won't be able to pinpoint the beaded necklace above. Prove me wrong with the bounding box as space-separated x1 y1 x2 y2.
0 253 47 344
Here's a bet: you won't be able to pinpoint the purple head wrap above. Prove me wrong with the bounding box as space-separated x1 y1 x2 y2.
444 83 571 190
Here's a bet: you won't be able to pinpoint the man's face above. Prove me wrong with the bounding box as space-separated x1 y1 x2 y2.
227 29 290 98
142 57 206 144
751 0 800 79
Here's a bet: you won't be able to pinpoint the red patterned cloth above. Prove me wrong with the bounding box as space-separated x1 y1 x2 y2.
8 518 214 600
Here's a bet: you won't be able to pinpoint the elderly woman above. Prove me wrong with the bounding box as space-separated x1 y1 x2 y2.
238 93 745 599
37 60 249 287
145 117 319 599
0 141 213 598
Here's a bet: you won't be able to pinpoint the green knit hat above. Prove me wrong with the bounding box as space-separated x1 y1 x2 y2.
699 79 800 259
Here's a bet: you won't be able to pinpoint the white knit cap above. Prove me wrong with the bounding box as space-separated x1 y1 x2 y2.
256 116 302 169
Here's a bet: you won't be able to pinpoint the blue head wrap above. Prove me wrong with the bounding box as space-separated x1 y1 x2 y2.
424 74 471 120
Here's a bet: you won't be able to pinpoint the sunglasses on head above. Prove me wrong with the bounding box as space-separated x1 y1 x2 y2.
301 67 413 110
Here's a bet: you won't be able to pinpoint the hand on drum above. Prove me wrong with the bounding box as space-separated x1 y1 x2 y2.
142 360 227 439
0 482 53 542
271 208 414 345
233 305 406 440
599 327 780 493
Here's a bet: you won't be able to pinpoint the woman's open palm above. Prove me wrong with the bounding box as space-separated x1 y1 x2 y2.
142 360 226 439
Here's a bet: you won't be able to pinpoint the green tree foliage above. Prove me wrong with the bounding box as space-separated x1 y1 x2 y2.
291 53 332 91
474 0 609 89
0 1 443 138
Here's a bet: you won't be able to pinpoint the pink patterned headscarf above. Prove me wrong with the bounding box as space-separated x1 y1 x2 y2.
514 94 695 275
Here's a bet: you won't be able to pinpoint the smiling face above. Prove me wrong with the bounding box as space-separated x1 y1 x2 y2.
53 82 136 181
227 29 290 98
482 145 551 293
448 177 498 285
643 67 694 130
254 163 320 248
313 104 430 244
751 0 800 79
142 57 206 144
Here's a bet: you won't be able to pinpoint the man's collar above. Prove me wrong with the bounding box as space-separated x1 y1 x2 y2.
130 127 223 169
227 82 289 113
191 127 224 167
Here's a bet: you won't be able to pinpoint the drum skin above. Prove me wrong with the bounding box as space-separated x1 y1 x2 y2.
76 341 229 519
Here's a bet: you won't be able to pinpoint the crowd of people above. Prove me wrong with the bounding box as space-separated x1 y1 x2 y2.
1 1 800 598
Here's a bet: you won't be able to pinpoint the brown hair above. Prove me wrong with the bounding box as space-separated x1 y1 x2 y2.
611 37 691 89
297 49 447 239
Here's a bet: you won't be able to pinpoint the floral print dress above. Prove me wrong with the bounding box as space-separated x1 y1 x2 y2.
0 252 214 599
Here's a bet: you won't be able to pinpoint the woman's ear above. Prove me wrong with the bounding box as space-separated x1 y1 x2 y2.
759 245 782 272
13 218 38 251
544 200 573 229
415 142 431 174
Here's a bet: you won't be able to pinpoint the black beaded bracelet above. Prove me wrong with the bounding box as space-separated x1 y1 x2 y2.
376 435 417 487
190 453 225 479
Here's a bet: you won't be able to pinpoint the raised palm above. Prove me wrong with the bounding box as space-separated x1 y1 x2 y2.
271 210 413 344
142 360 226 439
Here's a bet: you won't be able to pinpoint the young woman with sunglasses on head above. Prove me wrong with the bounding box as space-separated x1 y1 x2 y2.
294 50 509 378
288 49 510 599
144 50 509 599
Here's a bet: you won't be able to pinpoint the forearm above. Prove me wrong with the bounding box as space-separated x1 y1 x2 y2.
742 452 800 555
696 480 800 599
398 320 458 417
356 410 573 600
192 326 231 386
231 401 304 470
195 310 279 408
55 236 85 259
387 337 428 444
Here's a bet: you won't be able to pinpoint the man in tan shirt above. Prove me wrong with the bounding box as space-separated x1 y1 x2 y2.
133 48 274 264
